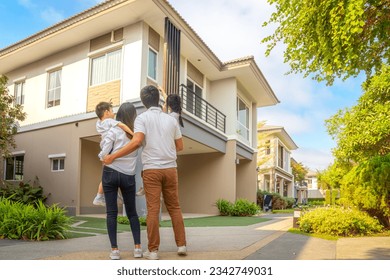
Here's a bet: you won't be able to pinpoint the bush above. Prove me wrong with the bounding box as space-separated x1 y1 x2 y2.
256 190 295 210
299 206 383 237
230 199 260 216
117 216 147 226
0 198 72 240
216 198 260 216
0 178 49 205
216 199 233 216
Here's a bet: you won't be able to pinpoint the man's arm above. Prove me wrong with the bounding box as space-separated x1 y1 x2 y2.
175 137 183 152
103 132 144 164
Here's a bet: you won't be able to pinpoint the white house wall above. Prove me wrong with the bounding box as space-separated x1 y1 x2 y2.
7 43 90 126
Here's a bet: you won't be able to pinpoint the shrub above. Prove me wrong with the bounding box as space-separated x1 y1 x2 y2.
230 199 260 216
216 198 260 216
256 190 294 210
0 198 72 240
117 216 147 226
0 177 49 205
216 199 233 216
299 206 383 237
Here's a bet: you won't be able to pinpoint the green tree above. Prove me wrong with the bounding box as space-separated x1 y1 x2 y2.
317 163 346 190
291 161 308 183
325 65 390 163
0 75 26 156
262 0 390 85
340 154 390 227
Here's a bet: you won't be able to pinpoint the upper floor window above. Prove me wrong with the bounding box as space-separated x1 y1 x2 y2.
47 69 62 108
4 154 24 181
237 97 249 141
90 49 121 86
185 78 203 118
278 145 284 168
14 81 25 105
265 140 271 155
148 48 157 81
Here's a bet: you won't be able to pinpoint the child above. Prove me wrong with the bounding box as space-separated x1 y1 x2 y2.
135 86 184 197
93 101 135 206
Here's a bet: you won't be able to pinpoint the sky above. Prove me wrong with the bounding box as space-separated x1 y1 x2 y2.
0 0 364 171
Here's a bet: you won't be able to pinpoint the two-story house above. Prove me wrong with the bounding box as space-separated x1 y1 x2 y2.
257 125 297 198
0 0 279 216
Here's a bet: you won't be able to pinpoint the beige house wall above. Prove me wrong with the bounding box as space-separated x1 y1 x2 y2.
236 152 258 203
176 140 237 214
9 117 99 215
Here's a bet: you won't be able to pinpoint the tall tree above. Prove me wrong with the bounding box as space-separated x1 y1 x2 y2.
326 64 390 163
0 75 26 156
262 0 390 85
291 161 308 183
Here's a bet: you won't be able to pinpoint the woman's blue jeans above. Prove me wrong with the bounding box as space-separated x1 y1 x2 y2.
102 166 141 248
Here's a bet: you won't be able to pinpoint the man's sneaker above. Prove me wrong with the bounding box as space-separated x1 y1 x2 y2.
110 249 120 260
93 195 106 206
133 248 143 258
177 246 187 256
136 187 145 196
144 250 159 260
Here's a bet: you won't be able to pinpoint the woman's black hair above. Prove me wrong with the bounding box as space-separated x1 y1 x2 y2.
116 102 137 139
166 94 184 127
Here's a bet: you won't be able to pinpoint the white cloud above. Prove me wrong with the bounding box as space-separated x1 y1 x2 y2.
40 7 65 25
18 0 35 9
292 148 333 171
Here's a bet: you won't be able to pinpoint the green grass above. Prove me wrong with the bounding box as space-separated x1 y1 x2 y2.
272 209 295 214
160 216 269 227
67 215 270 238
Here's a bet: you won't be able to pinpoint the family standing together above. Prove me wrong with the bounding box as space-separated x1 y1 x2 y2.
94 85 186 260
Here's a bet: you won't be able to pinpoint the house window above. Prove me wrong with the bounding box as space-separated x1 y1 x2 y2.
265 140 271 155
14 81 25 105
4 155 24 181
185 78 203 118
148 48 157 81
278 145 284 168
51 158 65 172
90 49 121 86
47 69 62 108
237 97 249 141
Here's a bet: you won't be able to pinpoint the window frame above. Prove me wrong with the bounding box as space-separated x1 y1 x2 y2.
236 96 250 142
14 80 25 105
46 68 62 108
4 153 25 181
147 47 158 81
48 153 66 172
89 48 122 86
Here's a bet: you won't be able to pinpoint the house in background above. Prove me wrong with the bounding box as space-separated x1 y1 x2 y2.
257 125 298 198
0 0 279 215
306 170 324 199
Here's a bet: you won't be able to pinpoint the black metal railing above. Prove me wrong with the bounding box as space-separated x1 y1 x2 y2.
179 84 226 133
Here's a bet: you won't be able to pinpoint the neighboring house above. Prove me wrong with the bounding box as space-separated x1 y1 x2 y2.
305 170 324 199
290 157 308 203
257 126 298 198
0 0 279 216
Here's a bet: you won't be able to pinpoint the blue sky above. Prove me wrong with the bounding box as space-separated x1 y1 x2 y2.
0 0 363 170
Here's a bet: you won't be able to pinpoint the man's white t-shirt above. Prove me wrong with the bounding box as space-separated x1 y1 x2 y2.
134 107 182 170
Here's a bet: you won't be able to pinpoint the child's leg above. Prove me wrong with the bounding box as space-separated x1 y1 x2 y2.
93 181 106 206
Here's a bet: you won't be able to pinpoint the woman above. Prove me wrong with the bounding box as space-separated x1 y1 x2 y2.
99 102 142 260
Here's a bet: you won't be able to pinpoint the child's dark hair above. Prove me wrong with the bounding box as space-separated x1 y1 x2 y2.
95 101 112 119
166 94 184 127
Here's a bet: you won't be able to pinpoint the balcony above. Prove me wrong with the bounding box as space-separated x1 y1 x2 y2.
179 84 226 133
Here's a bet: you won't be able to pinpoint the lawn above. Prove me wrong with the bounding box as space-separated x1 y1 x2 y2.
67 215 270 238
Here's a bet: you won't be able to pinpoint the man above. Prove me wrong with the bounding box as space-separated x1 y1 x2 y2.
103 85 186 260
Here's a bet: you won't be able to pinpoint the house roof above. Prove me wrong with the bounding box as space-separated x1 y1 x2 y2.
258 125 298 150
0 0 279 107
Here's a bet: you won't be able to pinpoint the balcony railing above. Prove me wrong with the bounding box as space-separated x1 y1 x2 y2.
179 84 226 133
